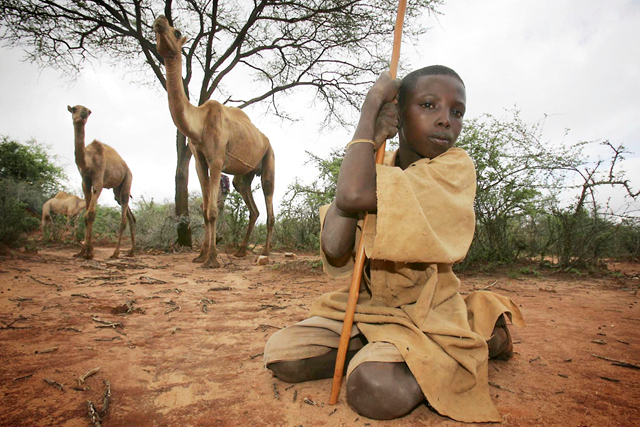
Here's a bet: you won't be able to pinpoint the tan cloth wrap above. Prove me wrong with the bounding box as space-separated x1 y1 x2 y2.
263 316 363 366
465 291 526 339
274 149 525 423
346 342 404 378
368 147 476 263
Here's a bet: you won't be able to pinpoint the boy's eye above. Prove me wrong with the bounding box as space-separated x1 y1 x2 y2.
452 109 465 118
421 102 434 109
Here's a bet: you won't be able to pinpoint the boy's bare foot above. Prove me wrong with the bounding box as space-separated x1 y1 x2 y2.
488 315 513 360
347 361 424 420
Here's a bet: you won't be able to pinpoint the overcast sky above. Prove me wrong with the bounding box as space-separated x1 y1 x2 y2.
1 0 639 217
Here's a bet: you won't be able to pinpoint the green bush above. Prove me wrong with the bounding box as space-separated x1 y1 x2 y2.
0 136 67 247
132 196 177 250
0 179 41 246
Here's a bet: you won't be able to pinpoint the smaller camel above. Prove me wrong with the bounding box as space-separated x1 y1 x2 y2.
154 16 275 268
41 191 85 237
68 105 136 259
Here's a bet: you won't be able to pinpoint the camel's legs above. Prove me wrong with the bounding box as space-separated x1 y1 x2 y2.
78 180 102 260
70 213 80 241
111 171 134 259
260 146 275 255
43 215 54 239
75 180 92 258
62 215 72 240
49 216 56 240
233 173 259 258
125 206 137 257
193 149 211 263
41 202 51 234
202 156 224 269
215 183 227 244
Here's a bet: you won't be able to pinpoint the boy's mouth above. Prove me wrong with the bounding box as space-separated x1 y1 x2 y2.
429 133 452 147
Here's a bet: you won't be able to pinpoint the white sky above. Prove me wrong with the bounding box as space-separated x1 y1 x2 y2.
1 0 639 217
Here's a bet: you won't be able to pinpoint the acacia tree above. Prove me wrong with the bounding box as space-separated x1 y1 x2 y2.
0 0 441 246
455 111 577 263
549 141 640 269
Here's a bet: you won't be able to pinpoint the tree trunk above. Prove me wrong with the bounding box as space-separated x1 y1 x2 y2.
175 130 192 247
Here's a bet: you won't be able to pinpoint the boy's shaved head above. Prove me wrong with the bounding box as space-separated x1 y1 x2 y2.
398 65 465 111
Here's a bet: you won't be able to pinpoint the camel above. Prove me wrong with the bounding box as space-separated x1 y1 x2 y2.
153 16 275 268
41 191 85 237
68 105 136 260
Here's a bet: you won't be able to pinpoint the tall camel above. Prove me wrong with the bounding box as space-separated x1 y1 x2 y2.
153 16 275 268
68 105 136 260
41 191 85 236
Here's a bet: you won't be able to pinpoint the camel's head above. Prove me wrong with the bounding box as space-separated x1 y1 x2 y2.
67 105 91 125
153 15 187 60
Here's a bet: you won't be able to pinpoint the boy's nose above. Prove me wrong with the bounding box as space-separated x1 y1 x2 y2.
436 113 451 128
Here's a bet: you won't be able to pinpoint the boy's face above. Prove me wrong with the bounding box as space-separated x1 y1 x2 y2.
399 74 466 160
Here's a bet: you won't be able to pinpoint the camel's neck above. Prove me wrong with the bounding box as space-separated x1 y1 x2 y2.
164 56 200 140
73 122 87 170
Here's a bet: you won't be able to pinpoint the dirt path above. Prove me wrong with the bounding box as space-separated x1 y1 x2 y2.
1 247 638 426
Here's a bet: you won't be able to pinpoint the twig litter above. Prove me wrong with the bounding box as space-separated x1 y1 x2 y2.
78 367 101 387
57 327 82 332
87 400 102 427
12 373 33 382
208 286 233 291
488 381 515 393
592 354 640 370
29 275 62 291
43 378 65 391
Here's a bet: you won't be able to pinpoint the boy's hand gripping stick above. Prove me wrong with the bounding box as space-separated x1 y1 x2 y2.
329 0 407 405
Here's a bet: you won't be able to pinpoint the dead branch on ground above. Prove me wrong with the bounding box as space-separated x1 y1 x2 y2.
1 316 31 330
78 367 101 387
43 378 65 391
592 354 640 369
29 275 61 291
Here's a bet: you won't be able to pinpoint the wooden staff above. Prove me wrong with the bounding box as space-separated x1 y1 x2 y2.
329 0 408 405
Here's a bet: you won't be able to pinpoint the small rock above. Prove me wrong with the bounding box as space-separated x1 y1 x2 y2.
284 252 296 258
256 256 269 265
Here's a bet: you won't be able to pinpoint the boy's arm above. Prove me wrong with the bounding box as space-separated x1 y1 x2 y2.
321 72 400 261
335 72 400 213
320 202 358 264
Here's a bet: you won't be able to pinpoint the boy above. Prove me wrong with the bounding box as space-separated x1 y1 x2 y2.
264 66 525 422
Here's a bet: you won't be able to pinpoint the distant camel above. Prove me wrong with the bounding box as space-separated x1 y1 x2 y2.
154 15 275 268
68 105 136 259
41 191 85 237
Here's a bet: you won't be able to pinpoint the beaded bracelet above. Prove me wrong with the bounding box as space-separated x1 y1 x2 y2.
346 139 376 149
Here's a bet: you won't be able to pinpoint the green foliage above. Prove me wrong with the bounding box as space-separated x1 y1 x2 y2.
132 196 176 250
0 136 66 196
275 148 343 251
0 136 67 247
518 266 544 278
457 111 576 265
219 190 249 249
612 218 640 261
42 213 82 243
90 205 124 242
0 180 41 245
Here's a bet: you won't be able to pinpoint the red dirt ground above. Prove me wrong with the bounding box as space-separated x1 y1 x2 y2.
1 246 638 427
